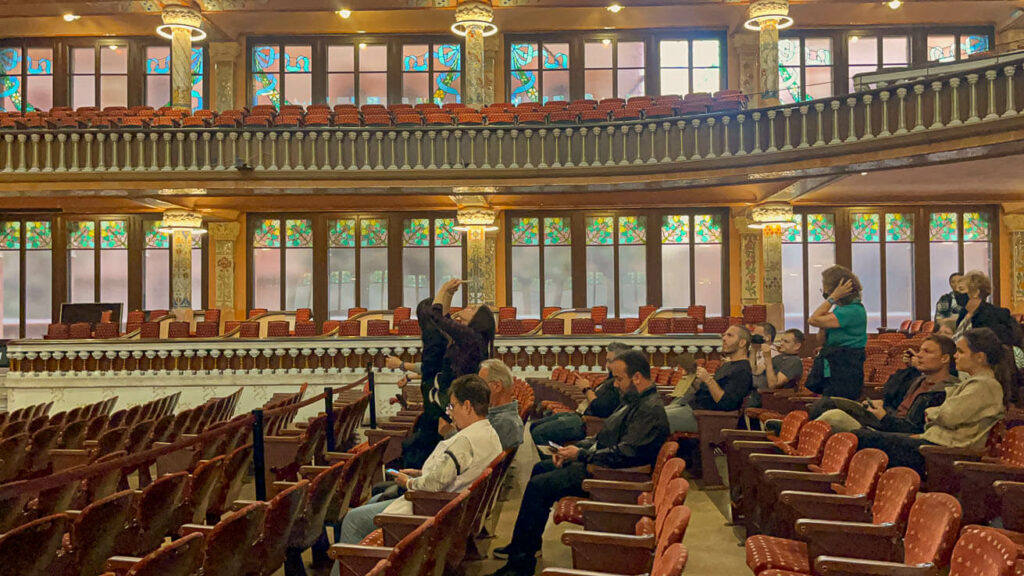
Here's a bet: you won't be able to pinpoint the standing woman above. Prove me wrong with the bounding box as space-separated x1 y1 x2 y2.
806 265 868 403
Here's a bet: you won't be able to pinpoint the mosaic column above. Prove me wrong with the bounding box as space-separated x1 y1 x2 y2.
456 204 498 306
745 0 791 107
160 4 204 110
735 216 763 305
160 209 204 311
453 1 497 109
209 42 240 113
209 222 240 317
1006 215 1024 306
762 224 784 329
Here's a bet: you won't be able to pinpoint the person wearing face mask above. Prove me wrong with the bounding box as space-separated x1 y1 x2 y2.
935 272 965 321
528 342 631 451
664 324 754 433
487 350 669 576
952 271 1023 352
806 265 868 409
338 374 503 544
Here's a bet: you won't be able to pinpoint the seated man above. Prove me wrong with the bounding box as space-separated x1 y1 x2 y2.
528 341 631 449
440 359 524 450
665 325 754 433
338 374 503 543
488 349 669 576
816 334 958 433
750 325 805 407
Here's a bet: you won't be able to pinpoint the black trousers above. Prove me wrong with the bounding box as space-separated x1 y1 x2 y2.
506 460 589 567
853 428 934 474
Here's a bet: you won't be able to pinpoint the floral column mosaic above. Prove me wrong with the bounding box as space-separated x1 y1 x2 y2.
1007 215 1024 305
453 195 498 306
451 1 497 109
158 210 204 310
745 0 793 106
209 222 240 317
158 4 206 110
735 216 763 305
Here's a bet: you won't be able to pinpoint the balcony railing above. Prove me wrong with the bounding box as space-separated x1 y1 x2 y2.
2 55 1022 181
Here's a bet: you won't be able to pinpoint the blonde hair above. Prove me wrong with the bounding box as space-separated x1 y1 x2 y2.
962 270 992 300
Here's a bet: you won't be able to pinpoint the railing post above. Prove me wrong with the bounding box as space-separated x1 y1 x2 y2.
324 386 336 452
367 361 377 429
251 408 267 501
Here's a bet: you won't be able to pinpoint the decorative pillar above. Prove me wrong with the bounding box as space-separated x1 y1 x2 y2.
209 42 240 113
158 209 205 311
745 0 793 107
731 33 759 109
452 193 498 306
1006 215 1024 306
750 202 795 329
451 1 498 109
736 216 763 305
158 4 206 110
209 222 241 316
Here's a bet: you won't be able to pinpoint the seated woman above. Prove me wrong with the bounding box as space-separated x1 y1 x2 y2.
853 327 1008 474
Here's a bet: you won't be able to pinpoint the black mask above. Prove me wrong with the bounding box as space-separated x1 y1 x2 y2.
954 292 969 307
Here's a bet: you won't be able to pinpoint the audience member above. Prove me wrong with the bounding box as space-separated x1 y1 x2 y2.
806 265 867 406
749 325 804 407
665 325 753 432
853 328 1007 474
487 350 669 576
529 342 631 448
935 318 957 338
953 271 1024 351
340 375 503 543
817 335 957 433
934 272 965 321
439 359 524 450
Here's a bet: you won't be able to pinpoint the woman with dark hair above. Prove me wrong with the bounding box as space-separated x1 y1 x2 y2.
853 327 1007 474
806 265 868 403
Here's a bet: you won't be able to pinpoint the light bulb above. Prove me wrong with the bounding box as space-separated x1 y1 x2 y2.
337 9 351 18
887 0 902 9
602 39 611 46
63 13 81 22
606 4 623 13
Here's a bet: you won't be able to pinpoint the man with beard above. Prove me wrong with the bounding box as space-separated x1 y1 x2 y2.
487 349 669 576
664 324 754 433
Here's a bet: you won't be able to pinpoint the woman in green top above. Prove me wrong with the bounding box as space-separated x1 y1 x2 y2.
806 265 868 401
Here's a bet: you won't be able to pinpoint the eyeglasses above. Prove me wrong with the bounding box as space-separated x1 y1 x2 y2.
446 403 454 413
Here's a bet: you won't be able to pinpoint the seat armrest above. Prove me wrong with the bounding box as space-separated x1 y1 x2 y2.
780 491 871 522
953 461 1024 477
561 530 655 548
104 556 143 575
180 524 214 536
577 501 655 534
325 451 356 462
299 465 331 477
328 543 394 560
765 470 843 493
263 435 301 445
798 520 902 561
406 490 459 516
580 479 652 504
373 514 431 546
561 530 656 573
814 556 937 576
750 453 817 472
231 499 258 511
586 464 652 483
722 429 770 442
65 509 82 519
275 428 303 436
541 570 631 576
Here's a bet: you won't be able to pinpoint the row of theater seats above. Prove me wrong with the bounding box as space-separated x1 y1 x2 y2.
725 411 1024 576
0 92 747 131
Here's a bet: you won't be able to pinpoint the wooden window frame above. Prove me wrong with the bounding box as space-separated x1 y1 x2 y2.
657 210 729 311
0 214 56 338
398 41 464 106
649 32 728 99
0 41 55 113
504 213 576 317
139 215 208 312
140 42 210 111
399 214 466 309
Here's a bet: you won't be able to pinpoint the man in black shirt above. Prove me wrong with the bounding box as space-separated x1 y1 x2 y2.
529 341 631 450
487 350 670 576
665 324 754 433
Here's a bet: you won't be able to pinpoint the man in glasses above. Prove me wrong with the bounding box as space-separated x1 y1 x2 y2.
338 374 503 543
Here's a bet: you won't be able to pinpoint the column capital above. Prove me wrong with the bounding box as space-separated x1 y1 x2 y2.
1005 214 1024 232
209 222 241 241
209 41 241 62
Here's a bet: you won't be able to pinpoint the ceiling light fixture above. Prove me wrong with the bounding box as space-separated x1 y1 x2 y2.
451 0 498 37
109 45 121 51
359 42 367 49
744 0 794 31
607 4 624 13
337 9 351 18
157 5 207 42
63 13 81 22
887 0 902 9
748 202 797 229
602 38 612 46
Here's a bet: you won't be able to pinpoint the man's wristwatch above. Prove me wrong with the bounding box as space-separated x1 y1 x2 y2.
827 297 836 305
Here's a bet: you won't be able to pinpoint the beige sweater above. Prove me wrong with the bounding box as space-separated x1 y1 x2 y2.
920 372 1004 450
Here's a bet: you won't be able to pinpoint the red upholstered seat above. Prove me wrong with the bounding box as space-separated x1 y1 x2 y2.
167 321 190 339
590 306 608 325
195 321 219 338
248 308 268 319
953 526 1020 576
571 318 596 334
293 321 317 337
746 534 811 574
321 320 341 335
366 319 390 337
687 305 706 324
702 316 730 334
338 320 360 336
553 496 585 525
743 304 767 324
295 308 312 322
348 307 367 318
267 321 290 338
140 321 160 339
499 306 518 320
542 306 561 319
602 317 627 334
69 322 92 339
542 318 565 335
359 528 386 547
392 306 411 324
652 542 688 576
94 322 119 338
648 317 671 334
639 305 658 322
671 317 698 334
396 320 421 336
498 319 525 336
239 322 260 338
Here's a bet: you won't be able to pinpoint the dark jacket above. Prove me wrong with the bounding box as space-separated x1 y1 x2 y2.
806 345 866 400
423 303 489 391
575 386 669 469
877 367 949 434
584 375 622 419
959 302 1024 348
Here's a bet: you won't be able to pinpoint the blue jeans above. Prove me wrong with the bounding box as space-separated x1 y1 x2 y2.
339 494 394 544
530 412 586 449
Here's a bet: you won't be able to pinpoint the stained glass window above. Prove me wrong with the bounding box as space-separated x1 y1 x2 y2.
779 36 833 104
99 221 127 249
805 214 835 243
252 44 312 108
68 221 96 249
0 222 19 249
929 213 959 242
961 35 990 58
360 219 389 247
782 216 803 243
253 219 281 248
145 221 170 249
661 215 690 244
962 212 989 241
928 33 991 62
782 213 836 331
145 46 205 111
544 218 571 246
435 218 462 247
885 214 914 242
401 43 462 105
586 217 614 246
285 219 313 248
0 46 53 113
512 217 540 246
403 219 430 247
329 219 356 248
618 216 646 245
25 222 50 250
851 214 880 243
659 38 722 97
509 41 569 104
694 214 722 244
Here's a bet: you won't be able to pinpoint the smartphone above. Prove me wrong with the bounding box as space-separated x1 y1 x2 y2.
385 468 400 477
548 441 562 450
440 412 453 424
